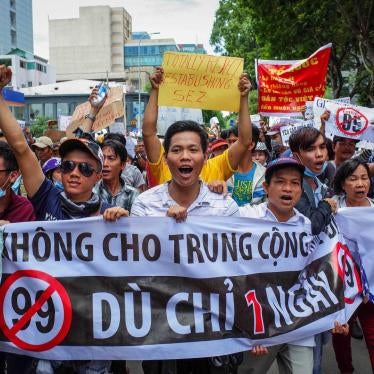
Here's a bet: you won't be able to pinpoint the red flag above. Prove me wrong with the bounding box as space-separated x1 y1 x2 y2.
257 44 332 116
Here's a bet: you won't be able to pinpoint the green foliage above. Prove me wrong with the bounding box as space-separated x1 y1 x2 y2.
30 116 48 138
211 0 374 106
202 110 225 128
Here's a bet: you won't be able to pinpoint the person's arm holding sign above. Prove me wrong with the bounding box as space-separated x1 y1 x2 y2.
76 86 107 134
0 65 44 197
227 74 252 170
142 67 163 163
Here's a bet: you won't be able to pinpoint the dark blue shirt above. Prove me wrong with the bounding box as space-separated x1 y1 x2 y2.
30 178 111 221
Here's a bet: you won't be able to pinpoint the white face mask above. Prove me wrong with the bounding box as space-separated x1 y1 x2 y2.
0 174 11 198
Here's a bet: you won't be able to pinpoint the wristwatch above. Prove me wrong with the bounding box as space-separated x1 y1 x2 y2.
84 113 96 121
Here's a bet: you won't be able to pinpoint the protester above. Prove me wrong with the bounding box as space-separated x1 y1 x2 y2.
42 157 63 190
141 67 253 185
209 138 228 157
266 123 288 159
0 141 36 374
130 120 239 374
240 157 316 374
226 125 266 206
0 64 126 374
104 132 147 191
288 126 338 374
93 138 138 211
288 127 336 235
32 135 54 165
252 141 270 166
331 159 374 373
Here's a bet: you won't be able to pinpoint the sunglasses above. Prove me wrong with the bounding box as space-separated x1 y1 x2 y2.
60 160 98 177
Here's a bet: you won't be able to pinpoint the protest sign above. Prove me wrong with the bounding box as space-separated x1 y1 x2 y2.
0 216 361 360
321 101 374 142
157 106 203 135
336 208 374 301
58 115 72 131
311 97 351 130
67 86 124 137
159 52 244 112
257 44 331 116
280 120 313 146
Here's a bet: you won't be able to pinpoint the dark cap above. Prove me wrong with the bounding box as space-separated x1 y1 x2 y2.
59 138 104 170
265 157 305 180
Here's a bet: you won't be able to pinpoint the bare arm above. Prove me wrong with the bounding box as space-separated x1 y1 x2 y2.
79 87 106 133
142 68 163 163
0 65 44 197
227 74 252 169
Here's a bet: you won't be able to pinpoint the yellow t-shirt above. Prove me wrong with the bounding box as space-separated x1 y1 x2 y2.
148 148 236 185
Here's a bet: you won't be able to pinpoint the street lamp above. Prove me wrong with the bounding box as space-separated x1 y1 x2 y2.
137 32 160 131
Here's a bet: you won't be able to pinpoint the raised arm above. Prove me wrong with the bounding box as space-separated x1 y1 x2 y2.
227 74 252 169
78 87 107 134
0 65 44 197
142 68 163 163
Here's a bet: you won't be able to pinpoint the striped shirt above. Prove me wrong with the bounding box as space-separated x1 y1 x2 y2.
93 177 139 212
131 181 239 217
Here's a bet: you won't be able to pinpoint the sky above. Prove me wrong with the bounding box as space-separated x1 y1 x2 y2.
32 0 220 59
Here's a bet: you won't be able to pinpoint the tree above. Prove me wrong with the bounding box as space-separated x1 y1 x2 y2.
30 116 48 138
210 0 374 106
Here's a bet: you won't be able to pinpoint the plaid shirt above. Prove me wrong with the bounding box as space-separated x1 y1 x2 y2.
93 177 139 212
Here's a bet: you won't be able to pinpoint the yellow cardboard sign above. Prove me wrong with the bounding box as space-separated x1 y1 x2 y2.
159 52 244 112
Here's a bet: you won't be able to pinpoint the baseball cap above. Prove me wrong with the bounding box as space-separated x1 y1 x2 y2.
255 142 269 154
33 136 53 149
210 138 228 152
42 157 61 175
267 123 283 136
59 138 104 170
265 157 305 180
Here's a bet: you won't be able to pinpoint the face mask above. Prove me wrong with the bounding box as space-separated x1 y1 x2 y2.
54 180 64 191
11 175 21 193
271 139 282 154
0 174 11 198
304 161 328 178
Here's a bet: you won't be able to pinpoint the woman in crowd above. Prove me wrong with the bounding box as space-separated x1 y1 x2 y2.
332 159 374 373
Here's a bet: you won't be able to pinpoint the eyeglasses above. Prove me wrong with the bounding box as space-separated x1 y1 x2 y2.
60 160 98 177
0 170 12 172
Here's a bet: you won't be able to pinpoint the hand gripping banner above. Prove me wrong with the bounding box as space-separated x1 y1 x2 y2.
0 215 362 360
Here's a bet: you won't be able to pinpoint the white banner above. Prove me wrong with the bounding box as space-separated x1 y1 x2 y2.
335 207 374 300
0 216 361 360
311 97 351 130
280 120 313 146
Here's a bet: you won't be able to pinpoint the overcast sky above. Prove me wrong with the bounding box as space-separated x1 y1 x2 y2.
32 0 220 59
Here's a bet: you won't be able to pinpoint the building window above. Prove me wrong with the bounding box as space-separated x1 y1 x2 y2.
57 103 69 116
28 81 32 87
10 0 16 9
44 103 54 119
36 63 46 73
20 60 26 69
30 103 43 120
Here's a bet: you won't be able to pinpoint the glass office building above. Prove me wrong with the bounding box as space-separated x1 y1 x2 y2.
0 0 34 55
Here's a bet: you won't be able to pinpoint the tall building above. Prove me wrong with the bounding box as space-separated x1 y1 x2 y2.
0 0 34 55
49 6 132 82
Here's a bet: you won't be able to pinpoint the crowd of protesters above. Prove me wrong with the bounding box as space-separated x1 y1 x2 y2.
0 62 373 374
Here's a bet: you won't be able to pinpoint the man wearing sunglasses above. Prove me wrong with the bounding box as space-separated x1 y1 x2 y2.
0 65 122 373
